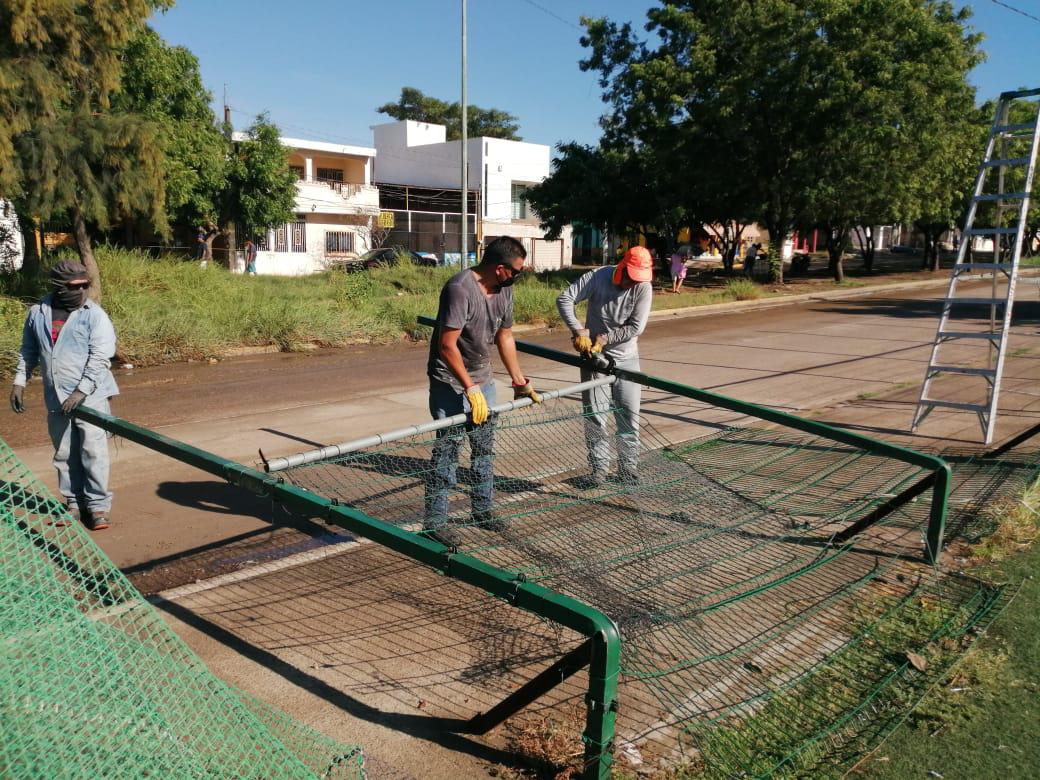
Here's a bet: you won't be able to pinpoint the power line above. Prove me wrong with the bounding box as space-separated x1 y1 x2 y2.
228 106 374 147
990 0 1040 24
515 0 583 31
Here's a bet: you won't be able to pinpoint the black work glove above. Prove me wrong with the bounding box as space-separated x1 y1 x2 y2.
61 390 88 415
10 385 24 414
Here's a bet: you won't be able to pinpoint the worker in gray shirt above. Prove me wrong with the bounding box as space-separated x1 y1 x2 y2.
557 246 654 486
425 236 542 545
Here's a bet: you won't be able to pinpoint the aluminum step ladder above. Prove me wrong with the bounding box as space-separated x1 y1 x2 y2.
912 88 1040 444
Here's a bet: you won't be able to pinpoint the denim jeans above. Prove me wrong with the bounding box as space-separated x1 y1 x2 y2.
424 378 497 526
581 360 642 477
47 395 112 512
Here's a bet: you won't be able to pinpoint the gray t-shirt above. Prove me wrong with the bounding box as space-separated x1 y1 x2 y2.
428 269 514 391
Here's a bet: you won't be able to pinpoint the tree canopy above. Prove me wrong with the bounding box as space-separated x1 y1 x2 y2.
532 0 984 282
377 87 521 141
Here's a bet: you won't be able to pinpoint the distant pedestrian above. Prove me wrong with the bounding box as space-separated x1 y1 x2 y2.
195 227 207 266
244 239 258 275
744 242 761 277
9 261 119 531
670 247 690 294
557 245 654 487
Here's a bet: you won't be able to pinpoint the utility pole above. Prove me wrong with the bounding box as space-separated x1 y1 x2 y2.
461 0 468 267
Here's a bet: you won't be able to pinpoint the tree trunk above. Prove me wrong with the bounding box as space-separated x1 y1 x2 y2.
72 207 101 302
16 212 41 279
767 235 784 284
855 225 876 273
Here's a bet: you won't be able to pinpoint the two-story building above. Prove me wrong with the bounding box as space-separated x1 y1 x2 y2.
372 120 572 271
236 135 381 275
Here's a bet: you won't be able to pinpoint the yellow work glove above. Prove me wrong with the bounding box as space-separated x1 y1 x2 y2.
572 329 593 355
513 380 543 404
465 386 490 425
590 335 607 354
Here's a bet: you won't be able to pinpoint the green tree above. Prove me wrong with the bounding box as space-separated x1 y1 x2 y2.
526 143 666 242
112 27 228 233
222 114 297 241
579 0 983 283
377 86 521 141
2 0 169 294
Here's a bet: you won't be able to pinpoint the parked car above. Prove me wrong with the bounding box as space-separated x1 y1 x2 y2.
360 246 439 269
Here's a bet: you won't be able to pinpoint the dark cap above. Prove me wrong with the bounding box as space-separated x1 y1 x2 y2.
49 260 90 287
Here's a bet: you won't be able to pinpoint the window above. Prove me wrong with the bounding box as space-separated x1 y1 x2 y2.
511 183 530 220
316 167 344 183
291 220 306 253
289 165 304 180
325 231 355 254
272 221 307 253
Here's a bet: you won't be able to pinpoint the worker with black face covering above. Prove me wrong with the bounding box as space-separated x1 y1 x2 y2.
10 260 119 530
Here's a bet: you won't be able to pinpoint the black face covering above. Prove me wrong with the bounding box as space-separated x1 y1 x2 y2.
55 287 87 309
50 260 90 310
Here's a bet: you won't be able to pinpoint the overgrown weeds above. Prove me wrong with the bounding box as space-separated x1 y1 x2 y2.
970 479 1040 561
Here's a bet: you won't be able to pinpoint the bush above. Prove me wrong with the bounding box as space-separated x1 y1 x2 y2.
725 278 763 301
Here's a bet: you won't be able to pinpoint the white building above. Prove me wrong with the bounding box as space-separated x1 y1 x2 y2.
0 199 24 272
232 134 381 275
372 120 572 271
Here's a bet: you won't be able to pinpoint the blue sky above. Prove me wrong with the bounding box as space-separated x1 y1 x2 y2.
151 1 1040 150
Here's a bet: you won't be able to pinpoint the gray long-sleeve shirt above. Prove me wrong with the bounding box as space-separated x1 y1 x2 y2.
556 266 652 363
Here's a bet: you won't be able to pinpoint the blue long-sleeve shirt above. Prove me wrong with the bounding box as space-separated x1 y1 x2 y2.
14 295 119 411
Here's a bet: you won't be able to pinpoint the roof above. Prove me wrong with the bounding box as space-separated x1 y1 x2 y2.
231 132 376 158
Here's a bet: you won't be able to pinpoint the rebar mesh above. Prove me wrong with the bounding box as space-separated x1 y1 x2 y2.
278 394 1013 775
0 436 365 779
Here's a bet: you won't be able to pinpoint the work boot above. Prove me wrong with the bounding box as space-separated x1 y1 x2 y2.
86 511 111 531
473 510 506 532
579 469 608 490
613 468 640 487
421 521 461 548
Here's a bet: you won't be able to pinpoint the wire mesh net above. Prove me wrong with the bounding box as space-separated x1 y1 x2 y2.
277 392 1016 776
0 435 365 779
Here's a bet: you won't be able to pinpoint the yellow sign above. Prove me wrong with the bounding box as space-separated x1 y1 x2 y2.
378 211 395 229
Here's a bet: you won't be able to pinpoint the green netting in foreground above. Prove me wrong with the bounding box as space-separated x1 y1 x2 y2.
280 396 1016 777
0 436 364 779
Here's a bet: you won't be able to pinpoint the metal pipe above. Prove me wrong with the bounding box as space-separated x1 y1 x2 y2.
460 0 468 267
263 375 617 472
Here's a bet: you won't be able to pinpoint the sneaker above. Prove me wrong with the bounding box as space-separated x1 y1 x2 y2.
52 501 76 527
473 510 506 532
86 511 111 531
421 522 461 548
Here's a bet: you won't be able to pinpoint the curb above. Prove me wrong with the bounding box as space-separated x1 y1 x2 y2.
646 268 1040 323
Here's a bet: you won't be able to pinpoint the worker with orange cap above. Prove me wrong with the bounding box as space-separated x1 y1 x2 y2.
556 246 654 486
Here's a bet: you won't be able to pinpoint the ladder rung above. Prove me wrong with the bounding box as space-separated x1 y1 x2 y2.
919 399 989 412
965 227 1019 236
994 122 1037 134
929 365 997 377
938 331 1000 341
954 262 1013 271
973 192 1030 202
983 157 1031 167
944 297 1008 306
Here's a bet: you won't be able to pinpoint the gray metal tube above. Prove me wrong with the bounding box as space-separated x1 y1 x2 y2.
264 375 616 472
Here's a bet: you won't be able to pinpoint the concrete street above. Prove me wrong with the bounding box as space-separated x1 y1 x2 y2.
7 277 1040 777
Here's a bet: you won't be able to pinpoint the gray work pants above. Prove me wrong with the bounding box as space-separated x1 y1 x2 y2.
47 396 112 513
581 360 641 476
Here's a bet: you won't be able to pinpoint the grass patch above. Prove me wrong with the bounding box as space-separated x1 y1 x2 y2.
857 478 1040 780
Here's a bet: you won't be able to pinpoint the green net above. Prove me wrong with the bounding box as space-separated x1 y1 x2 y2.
277 393 1017 776
0 435 365 779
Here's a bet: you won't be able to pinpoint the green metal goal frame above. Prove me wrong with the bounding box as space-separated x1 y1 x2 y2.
73 332 950 779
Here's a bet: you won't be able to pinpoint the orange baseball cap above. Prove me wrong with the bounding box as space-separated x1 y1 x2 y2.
613 245 654 284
